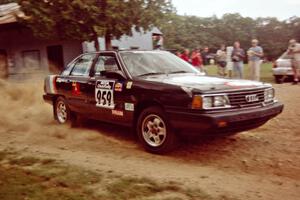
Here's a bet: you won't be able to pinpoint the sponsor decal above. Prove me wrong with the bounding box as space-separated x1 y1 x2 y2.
96 80 113 90
112 110 124 116
124 103 134 111
95 80 115 109
72 82 81 95
114 82 123 92
126 81 133 89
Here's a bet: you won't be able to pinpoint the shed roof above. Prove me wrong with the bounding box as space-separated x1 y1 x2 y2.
0 3 24 25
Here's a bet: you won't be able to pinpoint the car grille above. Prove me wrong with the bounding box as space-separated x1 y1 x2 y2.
228 89 265 108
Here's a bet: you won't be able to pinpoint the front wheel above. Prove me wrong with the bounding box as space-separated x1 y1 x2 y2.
136 107 177 154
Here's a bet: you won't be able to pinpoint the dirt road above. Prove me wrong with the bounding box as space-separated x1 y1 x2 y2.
0 79 299 200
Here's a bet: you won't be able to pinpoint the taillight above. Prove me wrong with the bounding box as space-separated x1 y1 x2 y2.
273 62 277 68
53 76 57 93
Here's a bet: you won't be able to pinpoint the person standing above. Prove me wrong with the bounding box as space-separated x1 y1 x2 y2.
226 46 234 78
181 49 190 63
232 41 245 79
175 50 182 57
248 39 264 81
191 48 203 72
153 35 164 50
216 45 227 77
201 47 210 66
287 39 300 84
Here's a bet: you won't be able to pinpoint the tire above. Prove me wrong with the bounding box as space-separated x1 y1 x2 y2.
136 106 177 154
54 97 77 126
274 75 283 84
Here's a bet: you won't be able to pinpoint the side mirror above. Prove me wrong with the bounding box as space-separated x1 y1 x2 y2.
101 70 126 80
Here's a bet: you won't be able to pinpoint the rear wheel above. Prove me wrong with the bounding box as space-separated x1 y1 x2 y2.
54 97 76 125
274 75 283 84
137 107 177 154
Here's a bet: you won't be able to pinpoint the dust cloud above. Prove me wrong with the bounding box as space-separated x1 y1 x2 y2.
0 78 135 146
0 79 65 135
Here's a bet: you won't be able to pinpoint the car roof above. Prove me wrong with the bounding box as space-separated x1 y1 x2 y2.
84 50 169 54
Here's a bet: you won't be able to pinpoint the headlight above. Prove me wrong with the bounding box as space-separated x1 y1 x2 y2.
214 96 228 107
264 88 274 103
192 94 230 109
203 96 213 108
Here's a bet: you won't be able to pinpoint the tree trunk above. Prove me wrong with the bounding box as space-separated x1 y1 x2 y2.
94 35 100 51
105 32 112 50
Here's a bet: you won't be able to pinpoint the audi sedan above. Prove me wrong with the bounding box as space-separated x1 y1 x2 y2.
43 50 284 153
272 52 293 83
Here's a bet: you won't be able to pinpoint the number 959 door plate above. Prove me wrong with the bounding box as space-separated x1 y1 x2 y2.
95 80 115 109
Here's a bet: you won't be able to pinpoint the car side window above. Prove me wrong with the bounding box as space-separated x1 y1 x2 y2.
70 54 95 76
94 56 119 76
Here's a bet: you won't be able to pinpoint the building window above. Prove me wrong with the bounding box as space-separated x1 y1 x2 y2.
22 50 41 70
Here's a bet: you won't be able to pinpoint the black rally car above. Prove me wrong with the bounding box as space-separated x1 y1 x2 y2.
43 50 283 153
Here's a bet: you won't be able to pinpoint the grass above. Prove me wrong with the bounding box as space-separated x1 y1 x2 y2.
0 151 100 200
205 63 274 83
103 177 212 200
0 150 238 200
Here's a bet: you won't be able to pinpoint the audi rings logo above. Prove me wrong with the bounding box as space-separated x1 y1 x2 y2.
245 94 259 102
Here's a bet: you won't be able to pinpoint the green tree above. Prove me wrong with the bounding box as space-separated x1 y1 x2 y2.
97 0 174 49
18 0 174 50
4 0 299 59
161 13 299 60
18 0 105 50
287 17 300 41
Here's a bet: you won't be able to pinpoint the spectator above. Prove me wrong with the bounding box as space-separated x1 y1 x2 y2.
231 41 245 79
247 39 264 81
153 35 164 50
226 46 234 78
175 50 182 57
181 49 190 63
287 39 300 84
201 47 210 66
191 48 203 72
216 44 227 77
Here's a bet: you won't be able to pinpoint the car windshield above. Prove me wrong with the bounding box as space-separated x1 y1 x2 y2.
279 52 292 60
119 51 199 77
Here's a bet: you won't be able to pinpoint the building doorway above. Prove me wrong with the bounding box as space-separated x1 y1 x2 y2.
0 49 8 78
47 45 64 73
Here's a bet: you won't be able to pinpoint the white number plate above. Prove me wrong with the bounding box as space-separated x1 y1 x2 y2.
95 80 115 109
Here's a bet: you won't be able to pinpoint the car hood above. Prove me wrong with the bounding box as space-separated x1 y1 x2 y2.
142 74 268 91
276 58 291 68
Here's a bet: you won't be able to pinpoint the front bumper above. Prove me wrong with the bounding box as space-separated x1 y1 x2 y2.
166 102 284 136
272 67 293 76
